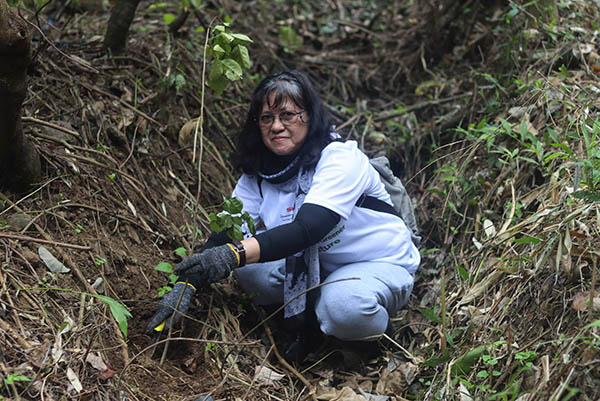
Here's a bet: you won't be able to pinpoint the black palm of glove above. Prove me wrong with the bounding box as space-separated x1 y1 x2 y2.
173 244 239 283
145 282 196 334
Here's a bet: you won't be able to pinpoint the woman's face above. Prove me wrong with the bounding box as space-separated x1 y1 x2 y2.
259 93 308 156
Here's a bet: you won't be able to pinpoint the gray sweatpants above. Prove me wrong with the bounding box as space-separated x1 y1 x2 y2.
234 260 414 341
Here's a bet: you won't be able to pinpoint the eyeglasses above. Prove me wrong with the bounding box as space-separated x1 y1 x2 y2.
258 110 305 127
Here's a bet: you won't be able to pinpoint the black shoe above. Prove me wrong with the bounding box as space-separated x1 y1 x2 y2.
281 331 308 364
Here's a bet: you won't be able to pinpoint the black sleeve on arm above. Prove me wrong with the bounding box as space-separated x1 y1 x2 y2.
255 203 340 262
178 230 230 289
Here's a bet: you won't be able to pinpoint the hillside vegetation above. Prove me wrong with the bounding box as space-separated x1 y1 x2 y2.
0 0 598 400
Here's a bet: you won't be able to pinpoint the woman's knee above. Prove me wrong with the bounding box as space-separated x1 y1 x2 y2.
234 260 285 305
315 292 389 340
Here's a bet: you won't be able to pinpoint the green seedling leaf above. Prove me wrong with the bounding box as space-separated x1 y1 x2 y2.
163 13 175 25
174 247 187 258
424 354 451 366
94 295 132 338
227 224 244 241
227 197 244 214
451 345 487 376
157 286 172 297
417 306 441 324
209 217 225 232
155 262 173 273
4 374 31 385
477 370 489 378
582 319 600 330
513 235 542 244
456 265 469 281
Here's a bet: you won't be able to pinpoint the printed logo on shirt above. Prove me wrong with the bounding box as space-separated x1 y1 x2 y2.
280 205 295 222
318 224 345 253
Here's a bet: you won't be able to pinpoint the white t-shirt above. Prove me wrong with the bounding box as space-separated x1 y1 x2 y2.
232 140 420 275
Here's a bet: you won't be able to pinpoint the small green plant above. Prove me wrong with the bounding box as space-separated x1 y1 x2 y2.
206 23 253 94
209 197 255 241
154 247 188 296
74 223 85 233
95 258 107 266
94 294 132 338
4 373 31 386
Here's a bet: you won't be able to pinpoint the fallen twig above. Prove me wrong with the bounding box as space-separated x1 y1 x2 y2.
0 232 91 250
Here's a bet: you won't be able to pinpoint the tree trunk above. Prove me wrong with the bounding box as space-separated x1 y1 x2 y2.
0 0 41 192
103 0 142 53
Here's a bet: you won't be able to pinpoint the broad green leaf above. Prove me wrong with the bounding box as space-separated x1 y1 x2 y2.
214 32 234 50
163 13 175 25
209 59 223 82
212 44 226 58
221 214 233 228
228 197 244 214
221 58 242 81
174 247 187 258
231 33 253 44
190 0 201 8
155 262 173 273
208 72 228 94
451 346 486 376
231 45 251 69
209 218 224 232
228 224 244 241
94 295 132 339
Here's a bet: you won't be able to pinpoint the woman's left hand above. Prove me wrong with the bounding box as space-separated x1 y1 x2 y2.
174 244 239 283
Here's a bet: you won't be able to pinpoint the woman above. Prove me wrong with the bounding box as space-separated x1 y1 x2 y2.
146 70 420 362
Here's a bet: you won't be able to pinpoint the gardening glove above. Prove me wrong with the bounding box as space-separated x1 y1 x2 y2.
145 282 196 334
173 243 240 283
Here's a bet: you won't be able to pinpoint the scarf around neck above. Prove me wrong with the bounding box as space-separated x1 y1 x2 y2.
259 156 320 326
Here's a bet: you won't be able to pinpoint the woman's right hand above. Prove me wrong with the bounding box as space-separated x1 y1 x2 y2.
145 282 196 334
